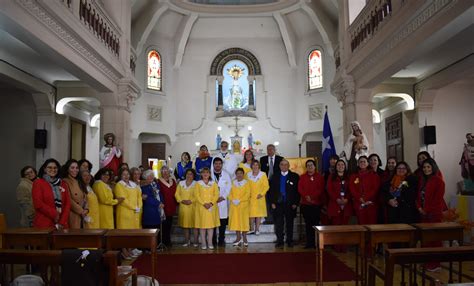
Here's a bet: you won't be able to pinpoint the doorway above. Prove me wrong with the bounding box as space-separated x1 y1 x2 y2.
385 113 404 161
70 119 86 160
142 143 166 167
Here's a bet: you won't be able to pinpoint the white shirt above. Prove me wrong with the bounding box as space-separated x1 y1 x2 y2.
212 151 241 179
211 169 231 219
281 171 289 176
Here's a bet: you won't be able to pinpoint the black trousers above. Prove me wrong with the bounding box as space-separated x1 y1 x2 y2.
212 218 228 245
265 192 274 223
162 216 173 246
300 204 321 247
272 203 297 244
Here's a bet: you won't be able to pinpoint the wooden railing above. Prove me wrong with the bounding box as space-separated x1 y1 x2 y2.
348 0 394 52
78 0 120 56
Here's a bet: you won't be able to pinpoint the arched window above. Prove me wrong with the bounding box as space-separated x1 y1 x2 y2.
308 49 323 90
147 50 162 91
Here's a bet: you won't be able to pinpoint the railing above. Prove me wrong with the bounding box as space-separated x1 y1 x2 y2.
78 0 120 56
348 0 394 52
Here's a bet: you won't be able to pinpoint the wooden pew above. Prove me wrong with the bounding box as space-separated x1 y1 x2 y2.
0 249 136 286
367 246 474 286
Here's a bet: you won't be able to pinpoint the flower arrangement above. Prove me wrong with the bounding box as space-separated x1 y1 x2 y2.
255 140 262 146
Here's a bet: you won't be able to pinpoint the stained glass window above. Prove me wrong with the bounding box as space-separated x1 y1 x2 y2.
308 49 323 90
147 50 161 91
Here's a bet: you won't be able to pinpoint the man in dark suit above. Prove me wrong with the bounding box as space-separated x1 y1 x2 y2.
260 144 283 223
268 159 300 248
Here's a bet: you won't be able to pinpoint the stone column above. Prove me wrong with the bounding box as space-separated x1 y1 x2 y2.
99 78 139 163
217 76 224 111
248 75 255 111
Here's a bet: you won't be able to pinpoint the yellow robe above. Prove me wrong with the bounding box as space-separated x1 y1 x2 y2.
175 181 197 228
247 171 269 218
114 181 143 229
93 180 118 229
195 180 220 229
228 179 250 231
84 186 100 229
238 163 252 179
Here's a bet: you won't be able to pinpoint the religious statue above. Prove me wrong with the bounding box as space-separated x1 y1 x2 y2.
460 132 474 183
227 65 245 110
341 121 369 173
216 133 222 151
100 133 122 176
247 132 253 149
232 139 241 154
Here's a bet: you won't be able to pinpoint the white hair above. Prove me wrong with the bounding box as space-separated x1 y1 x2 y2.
142 169 154 179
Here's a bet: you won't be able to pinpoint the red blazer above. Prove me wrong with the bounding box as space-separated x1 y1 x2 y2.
32 178 71 228
158 179 178 216
297 172 326 206
417 175 445 219
327 176 353 217
349 170 380 207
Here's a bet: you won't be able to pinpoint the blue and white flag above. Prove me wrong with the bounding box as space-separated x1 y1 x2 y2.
322 109 336 173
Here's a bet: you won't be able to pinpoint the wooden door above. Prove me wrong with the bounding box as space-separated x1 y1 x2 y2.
385 113 403 161
306 141 322 172
70 119 85 160
141 143 166 167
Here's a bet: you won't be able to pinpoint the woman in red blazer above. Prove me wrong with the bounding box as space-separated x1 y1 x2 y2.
417 158 445 272
327 160 353 252
349 156 380 225
32 158 71 229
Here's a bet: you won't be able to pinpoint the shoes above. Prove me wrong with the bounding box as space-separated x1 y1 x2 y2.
182 241 190 247
287 242 294 248
201 246 207 250
255 230 260 235
243 242 249 247
121 253 133 260
217 241 225 247
208 245 215 250
193 243 199 248
275 242 284 249
131 249 142 255
233 240 242 247
248 230 255 235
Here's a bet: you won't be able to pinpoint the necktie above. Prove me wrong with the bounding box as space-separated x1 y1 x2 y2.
269 156 274 180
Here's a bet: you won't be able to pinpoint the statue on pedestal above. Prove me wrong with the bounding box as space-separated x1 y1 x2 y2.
100 133 122 176
460 132 474 192
341 121 369 173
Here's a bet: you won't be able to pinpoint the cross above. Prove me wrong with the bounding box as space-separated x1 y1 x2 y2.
234 116 240 136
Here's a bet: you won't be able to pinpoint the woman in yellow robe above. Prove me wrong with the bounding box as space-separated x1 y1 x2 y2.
175 169 199 246
247 160 269 235
114 168 143 229
228 168 251 247
93 168 123 229
238 149 254 179
79 170 100 229
195 167 219 250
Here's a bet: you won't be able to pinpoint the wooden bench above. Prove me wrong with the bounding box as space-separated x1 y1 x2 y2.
51 229 107 249
412 222 465 283
2 228 54 249
314 225 367 286
0 249 136 286
367 246 474 286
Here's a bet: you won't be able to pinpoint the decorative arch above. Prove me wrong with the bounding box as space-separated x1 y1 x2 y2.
210 48 262 76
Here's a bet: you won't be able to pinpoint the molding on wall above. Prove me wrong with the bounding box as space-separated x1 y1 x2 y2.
16 0 124 84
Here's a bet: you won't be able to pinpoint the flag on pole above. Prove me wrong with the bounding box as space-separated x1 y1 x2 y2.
322 108 336 173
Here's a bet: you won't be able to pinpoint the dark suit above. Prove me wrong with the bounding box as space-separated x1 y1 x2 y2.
269 170 300 245
260 155 283 222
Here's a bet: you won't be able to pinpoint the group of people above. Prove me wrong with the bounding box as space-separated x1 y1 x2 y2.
16 138 446 269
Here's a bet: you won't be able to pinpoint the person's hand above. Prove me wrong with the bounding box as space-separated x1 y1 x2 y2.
217 196 225 203
271 203 276 209
360 198 365 203
117 197 125 203
257 194 263 199
232 199 240 206
183 200 192 205
336 198 343 205
389 199 398 207
54 213 60 223
291 204 297 210
56 224 64 230
142 194 148 200
305 196 312 203
343 199 348 205
204 203 211 209
418 208 426 215
159 203 164 209
82 209 89 217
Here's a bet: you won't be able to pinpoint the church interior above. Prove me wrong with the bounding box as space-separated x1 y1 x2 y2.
0 0 474 285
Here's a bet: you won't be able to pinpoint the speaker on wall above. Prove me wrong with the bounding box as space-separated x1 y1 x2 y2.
34 129 47 149
423 126 436 145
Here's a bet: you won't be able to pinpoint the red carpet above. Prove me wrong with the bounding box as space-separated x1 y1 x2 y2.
132 251 357 284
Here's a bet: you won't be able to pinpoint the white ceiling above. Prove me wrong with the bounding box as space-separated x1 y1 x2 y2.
0 29 78 85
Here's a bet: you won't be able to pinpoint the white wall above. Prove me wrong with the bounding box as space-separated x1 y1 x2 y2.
430 83 474 198
128 16 343 168
0 88 36 227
